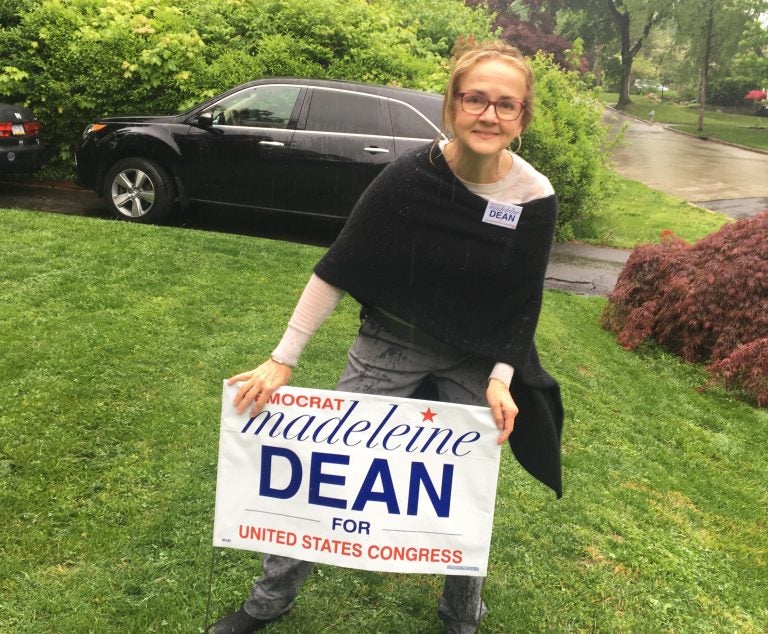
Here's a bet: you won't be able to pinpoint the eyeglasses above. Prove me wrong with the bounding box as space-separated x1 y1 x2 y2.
456 92 525 121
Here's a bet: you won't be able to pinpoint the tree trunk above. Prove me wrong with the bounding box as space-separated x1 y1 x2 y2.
607 0 664 110
618 56 633 108
613 4 633 108
697 4 714 132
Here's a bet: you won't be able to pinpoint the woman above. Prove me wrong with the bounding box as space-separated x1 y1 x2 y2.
212 40 563 634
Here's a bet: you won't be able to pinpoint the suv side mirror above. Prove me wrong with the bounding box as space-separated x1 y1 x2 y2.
196 112 214 128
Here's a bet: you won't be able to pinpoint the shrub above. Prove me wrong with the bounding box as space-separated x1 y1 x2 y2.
1 0 210 167
601 212 768 405
523 52 609 241
707 76 756 107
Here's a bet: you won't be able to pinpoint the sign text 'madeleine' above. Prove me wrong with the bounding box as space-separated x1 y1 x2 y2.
241 399 482 458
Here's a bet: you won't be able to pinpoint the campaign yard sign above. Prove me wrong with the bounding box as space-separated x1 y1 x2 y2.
213 383 501 576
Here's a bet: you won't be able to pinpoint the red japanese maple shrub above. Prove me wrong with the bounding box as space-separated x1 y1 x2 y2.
602 211 768 405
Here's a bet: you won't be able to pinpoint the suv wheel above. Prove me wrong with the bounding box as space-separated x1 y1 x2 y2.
104 158 174 223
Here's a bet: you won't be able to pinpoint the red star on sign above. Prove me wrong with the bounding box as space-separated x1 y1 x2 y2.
421 407 437 423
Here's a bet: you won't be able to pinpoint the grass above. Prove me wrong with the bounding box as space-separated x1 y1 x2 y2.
588 173 730 249
1 209 766 633
599 92 768 152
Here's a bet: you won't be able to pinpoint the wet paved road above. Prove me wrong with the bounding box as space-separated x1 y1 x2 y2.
605 109 768 217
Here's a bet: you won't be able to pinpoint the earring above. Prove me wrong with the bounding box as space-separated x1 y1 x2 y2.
511 136 522 154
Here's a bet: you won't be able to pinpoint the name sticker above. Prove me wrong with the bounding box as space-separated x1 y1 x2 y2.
482 200 523 230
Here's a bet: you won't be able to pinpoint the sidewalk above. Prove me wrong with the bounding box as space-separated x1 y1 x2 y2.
545 242 629 296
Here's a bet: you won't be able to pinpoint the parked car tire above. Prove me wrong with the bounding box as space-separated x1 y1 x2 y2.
104 157 175 223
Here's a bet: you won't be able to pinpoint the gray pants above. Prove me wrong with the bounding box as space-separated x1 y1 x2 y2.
244 315 494 632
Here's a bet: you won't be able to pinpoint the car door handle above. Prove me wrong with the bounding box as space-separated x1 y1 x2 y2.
363 146 390 154
258 140 285 147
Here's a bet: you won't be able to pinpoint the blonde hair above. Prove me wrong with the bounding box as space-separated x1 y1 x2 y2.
442 40 535 136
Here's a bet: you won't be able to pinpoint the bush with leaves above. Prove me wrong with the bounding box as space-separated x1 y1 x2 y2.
707 76 756 107
601 212 768 406
1 0 210 166
522 50 609 241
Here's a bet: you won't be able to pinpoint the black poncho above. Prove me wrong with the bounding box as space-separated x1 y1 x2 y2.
315 144 564 497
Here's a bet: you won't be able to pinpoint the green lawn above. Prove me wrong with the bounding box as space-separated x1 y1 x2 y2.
599 92 768 152
589 173 730 249
1 209 766 633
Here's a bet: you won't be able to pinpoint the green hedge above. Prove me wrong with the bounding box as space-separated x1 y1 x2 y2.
524 53 609 241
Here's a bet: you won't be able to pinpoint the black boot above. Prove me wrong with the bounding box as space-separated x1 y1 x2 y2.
208 605 278 633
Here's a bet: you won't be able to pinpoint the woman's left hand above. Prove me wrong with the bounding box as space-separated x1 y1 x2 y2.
486 378 518 445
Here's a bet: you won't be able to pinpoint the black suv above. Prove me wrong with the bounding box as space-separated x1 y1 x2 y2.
1 103 46 173
75 78 444 223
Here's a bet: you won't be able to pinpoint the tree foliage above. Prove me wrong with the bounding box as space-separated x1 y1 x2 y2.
675 0 766 81
465 0 573 65
549 0 670 105
602 0 670 107
674 0 759 130
602 212 768 406
522 50 609 240
554 0 767 103
730 13 768 87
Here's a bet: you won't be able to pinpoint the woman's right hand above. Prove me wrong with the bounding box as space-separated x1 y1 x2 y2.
227 358 293 416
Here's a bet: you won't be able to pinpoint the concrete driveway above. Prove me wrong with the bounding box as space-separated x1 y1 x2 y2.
605 109 768 218
546 109 767 295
